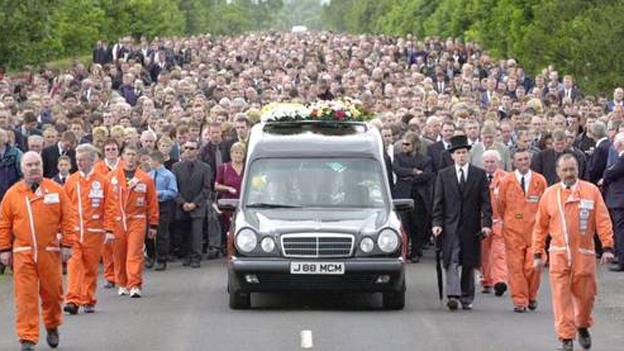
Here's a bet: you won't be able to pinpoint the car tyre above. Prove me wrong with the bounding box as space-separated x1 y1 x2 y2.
229 290 251 310
382 289 405 310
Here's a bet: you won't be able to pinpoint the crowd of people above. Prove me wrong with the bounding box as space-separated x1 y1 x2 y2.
0 31 623 350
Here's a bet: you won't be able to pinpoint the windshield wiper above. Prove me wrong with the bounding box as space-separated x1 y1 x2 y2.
246 202 302 209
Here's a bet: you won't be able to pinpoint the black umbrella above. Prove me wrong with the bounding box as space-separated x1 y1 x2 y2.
435 235 444 304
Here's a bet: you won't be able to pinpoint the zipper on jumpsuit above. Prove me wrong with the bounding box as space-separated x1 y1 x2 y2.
77 181 85 243
24 196 38 263
556 188 573 267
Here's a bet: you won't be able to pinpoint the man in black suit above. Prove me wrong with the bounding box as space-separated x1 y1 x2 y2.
200 123 232 183
92 40 111 64
51 156 71 185
531 129 587 185
393 132 434 263
41 131 77 178
432 135 493 311
427 120 455 173
604 132 624 271
557 75 582 104
587 121 611 185
173 139 212 268
149 52 170 83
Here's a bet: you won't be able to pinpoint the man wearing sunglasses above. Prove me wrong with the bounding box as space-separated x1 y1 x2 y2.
173 140 213 268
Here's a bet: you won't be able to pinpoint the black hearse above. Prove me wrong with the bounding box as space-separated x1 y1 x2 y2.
219 120 413 310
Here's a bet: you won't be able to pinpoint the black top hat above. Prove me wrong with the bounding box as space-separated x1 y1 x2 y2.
448 135 471 153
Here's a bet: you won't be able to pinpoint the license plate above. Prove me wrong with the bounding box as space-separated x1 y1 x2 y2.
290 262 345 275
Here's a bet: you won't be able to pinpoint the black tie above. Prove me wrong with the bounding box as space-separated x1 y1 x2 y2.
487 174 493 185
30 182 39 193
459 168 466 191
520 175 526 194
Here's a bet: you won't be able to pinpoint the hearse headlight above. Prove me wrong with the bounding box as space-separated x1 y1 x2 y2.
260 237 276 253
377 228 400 253
235 228 258 253
360 237 375 253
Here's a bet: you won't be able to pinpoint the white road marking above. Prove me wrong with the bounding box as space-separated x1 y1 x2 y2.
300 330 313 349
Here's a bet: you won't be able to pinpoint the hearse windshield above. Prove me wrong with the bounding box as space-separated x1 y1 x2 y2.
244 158 388 209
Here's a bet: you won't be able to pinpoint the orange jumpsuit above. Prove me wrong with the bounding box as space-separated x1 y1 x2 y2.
499 170 547 308
64 170 108 307
480 169 508 288
532 181 614 340
0 179 76 344
104 167 158 289
94 158 123 284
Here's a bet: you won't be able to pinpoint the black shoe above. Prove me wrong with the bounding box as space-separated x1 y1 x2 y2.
494 282 507 297
409 256 420 263
513 306 527 313
145 257 155 269
481 286 492 294
608 265 624 272
191 261 201 269
560 339 573 351
63 303 78 315
103 280 115 289
83 304 95 313
155 261 167 271
182 258 191 267
20 340 35 351
461 303 473 310
46 328 59 349
446 298 459 311
578 328 591 349
528 300 538 311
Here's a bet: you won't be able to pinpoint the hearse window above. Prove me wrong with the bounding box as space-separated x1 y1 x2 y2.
245 158 387 209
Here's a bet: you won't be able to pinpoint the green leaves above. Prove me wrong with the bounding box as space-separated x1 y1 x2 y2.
320 0 623 95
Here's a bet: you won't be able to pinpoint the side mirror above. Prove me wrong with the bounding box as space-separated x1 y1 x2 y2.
218 199 239 212
393 199 414 212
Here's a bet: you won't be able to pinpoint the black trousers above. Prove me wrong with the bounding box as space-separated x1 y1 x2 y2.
400 194 430 258
156 200 174 263
180 217 204 262
613 208 624 266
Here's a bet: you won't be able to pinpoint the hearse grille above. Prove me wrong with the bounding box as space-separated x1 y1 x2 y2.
281 233 354 258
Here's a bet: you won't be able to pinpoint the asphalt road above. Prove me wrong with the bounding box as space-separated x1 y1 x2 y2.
0 252 622 351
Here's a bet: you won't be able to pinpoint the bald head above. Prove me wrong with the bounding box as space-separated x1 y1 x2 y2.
21 151 44 184
482 150 501 174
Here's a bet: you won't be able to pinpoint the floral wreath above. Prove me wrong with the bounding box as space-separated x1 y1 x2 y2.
260 98 374 123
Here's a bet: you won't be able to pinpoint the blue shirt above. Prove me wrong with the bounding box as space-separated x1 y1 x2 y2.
149 165 178 202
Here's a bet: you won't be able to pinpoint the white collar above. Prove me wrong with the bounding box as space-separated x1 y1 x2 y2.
80 169 94 179
105 158 119 169
455 163 469 174
560 180 579 191
596 137 608 147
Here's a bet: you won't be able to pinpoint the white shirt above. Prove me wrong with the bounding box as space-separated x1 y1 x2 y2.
455 164 469 183
443 141 451 150
515 169 532 193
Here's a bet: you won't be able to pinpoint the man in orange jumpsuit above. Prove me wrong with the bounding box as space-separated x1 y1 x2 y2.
94 138 123 289
480 150 509 296
104 145 158 298
63 144 109 315
499 149 547 312
533 154 614 351
0 151 76 351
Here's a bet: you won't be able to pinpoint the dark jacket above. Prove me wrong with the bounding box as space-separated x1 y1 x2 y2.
427 141 453 173
0 144 22 201
604 154 624 209
432 165 492 268
200 141 233 183
393 151 434 212
588 139 611 185
41 144 77 178
531 148 587 186
173 159 213 219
